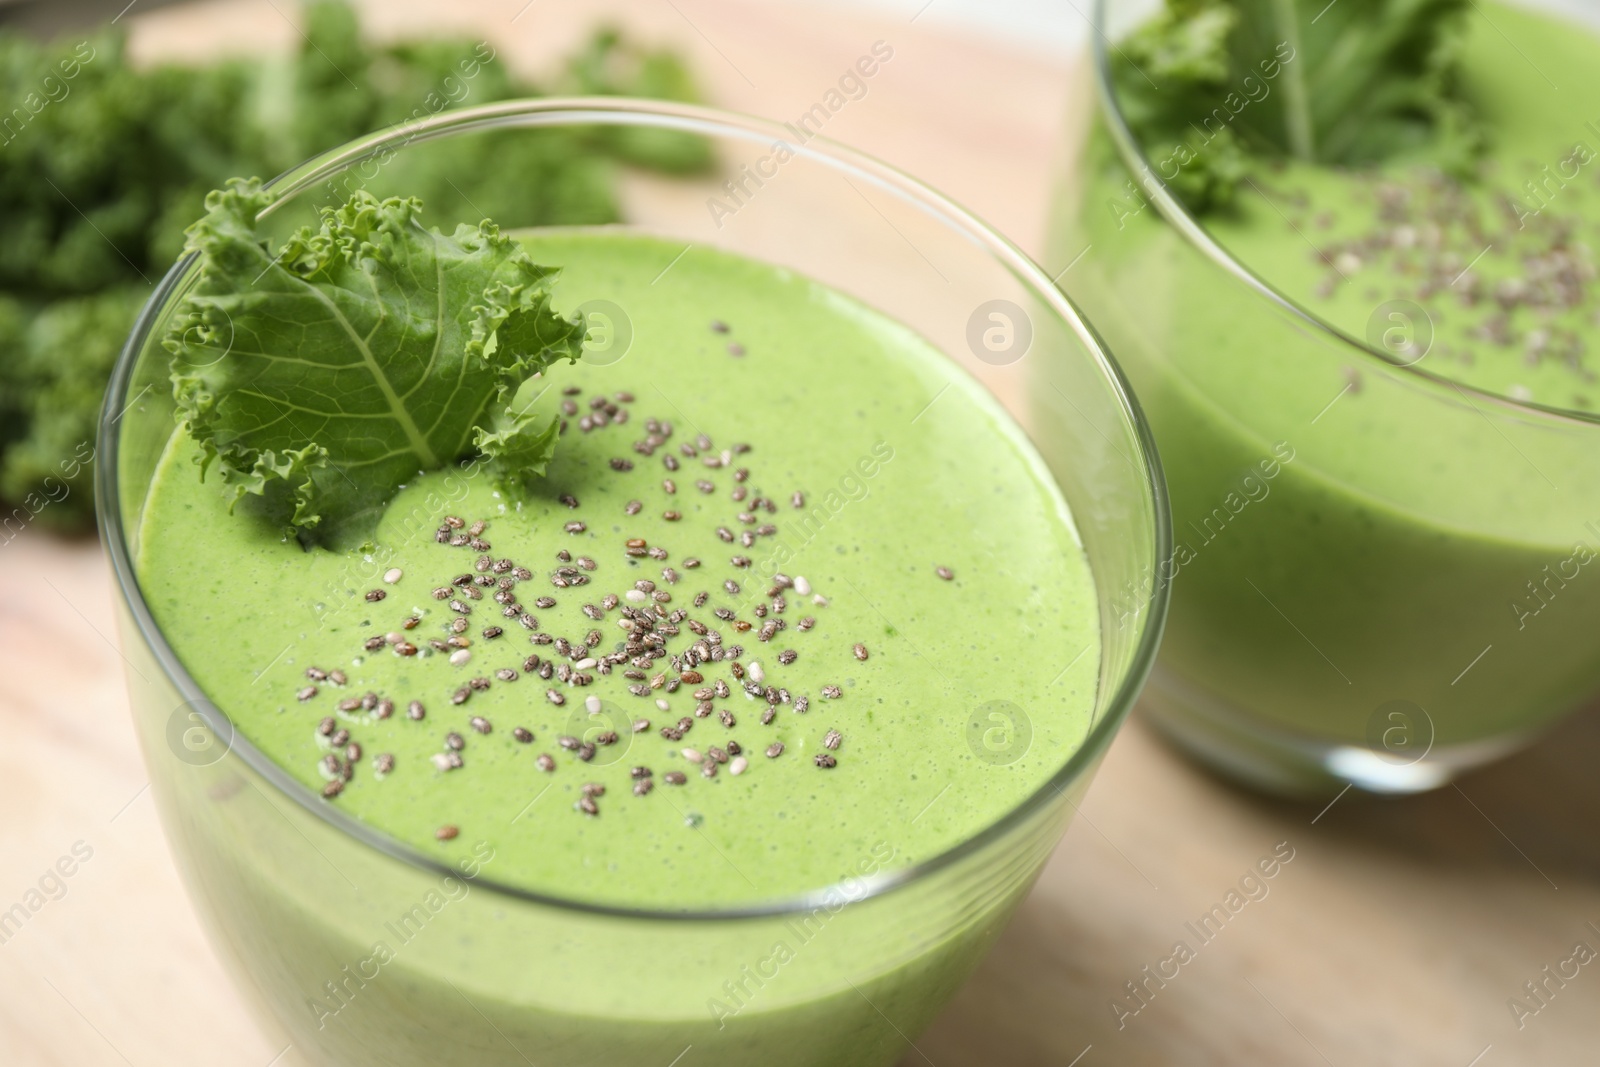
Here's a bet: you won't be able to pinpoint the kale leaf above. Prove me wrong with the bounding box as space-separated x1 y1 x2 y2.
0 287 139 531
166 180 582 545
1111 0 1484 212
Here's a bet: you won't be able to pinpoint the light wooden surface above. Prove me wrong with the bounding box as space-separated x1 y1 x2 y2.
4 1 1600 1065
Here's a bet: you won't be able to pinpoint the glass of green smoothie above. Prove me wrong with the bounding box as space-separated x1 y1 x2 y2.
1054 0 1600 795
99 98 1168 1066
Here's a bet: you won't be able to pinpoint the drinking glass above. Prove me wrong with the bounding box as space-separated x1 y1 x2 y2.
1052 0 1600 796
99 98 1169 1065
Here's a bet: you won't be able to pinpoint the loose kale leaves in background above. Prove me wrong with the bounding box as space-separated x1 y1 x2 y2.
0 286 142 528
167 180 583 546
1110 0 1484 212
0 1 707 535
565 26 714 174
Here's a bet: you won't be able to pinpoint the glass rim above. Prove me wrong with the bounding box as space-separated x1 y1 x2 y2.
1088 0 1600 429
96 95 1172 922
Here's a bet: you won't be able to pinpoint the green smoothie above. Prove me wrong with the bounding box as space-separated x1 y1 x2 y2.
135 233 1098 902
1061 0 1600 779
1207 2 1600 413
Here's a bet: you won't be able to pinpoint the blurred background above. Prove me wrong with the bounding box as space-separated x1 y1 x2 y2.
1 1 1597 1064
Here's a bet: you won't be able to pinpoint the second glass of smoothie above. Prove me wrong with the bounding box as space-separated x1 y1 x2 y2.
1056 0 1600 795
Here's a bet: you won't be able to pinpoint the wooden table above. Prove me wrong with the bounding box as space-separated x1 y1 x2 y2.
3 1 1598 1064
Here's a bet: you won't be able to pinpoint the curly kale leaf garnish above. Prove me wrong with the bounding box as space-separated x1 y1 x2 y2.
165 179 582 544
1111 0 1485 212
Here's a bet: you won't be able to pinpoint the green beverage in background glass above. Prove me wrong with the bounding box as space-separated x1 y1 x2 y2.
102 101 1168 1065
1057 0 1600 794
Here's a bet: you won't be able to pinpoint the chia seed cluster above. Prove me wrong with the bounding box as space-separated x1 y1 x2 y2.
1285 166 1600 406
292 364 902 832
